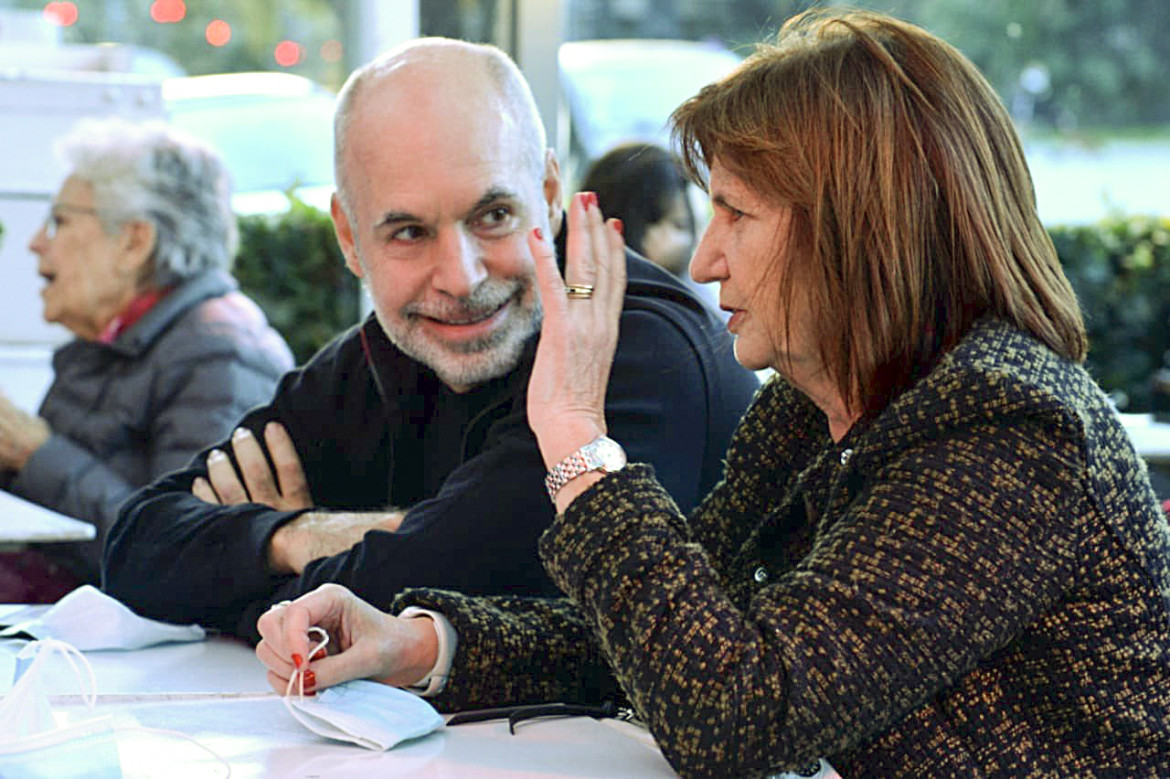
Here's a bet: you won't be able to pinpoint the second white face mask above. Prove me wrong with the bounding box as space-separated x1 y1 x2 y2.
280 628 444 750
0 585 204 651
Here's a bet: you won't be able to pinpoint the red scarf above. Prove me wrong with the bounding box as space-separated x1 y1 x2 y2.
98 288 169 344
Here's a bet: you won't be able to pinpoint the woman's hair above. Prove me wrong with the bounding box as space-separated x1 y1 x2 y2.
579 142 694 261
57 117 237 288
672 9 1086 417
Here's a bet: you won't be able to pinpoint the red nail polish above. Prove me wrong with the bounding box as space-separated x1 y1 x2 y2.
312 648 326 661
612 218 624 236
582 192 598 209
533 226 543 241
292 653 304 670
303 670 317 690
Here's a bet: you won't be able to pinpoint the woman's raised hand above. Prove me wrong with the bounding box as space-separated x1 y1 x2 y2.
526 192 627 484
255 583 438 695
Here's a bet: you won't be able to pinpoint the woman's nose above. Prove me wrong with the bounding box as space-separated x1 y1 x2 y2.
689 223 725 284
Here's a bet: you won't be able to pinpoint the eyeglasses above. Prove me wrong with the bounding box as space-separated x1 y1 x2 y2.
41 203 103 240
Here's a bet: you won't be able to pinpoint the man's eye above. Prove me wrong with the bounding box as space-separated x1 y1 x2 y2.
477 206 514 230
390 224 427 242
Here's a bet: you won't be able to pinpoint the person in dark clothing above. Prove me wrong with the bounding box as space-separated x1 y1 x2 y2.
103 38 758 663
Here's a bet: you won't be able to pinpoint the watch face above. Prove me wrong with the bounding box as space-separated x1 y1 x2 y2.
594 437 627 470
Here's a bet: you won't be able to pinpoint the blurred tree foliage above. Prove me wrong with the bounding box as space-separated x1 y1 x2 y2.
1052 215 1170 411
571 0 1170 131
234 198 361 365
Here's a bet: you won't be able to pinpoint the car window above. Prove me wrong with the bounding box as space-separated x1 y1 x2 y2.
560 41 742 164
167 94 335 195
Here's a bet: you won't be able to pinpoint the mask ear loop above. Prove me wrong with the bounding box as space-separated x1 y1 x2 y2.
15 639 98 710
6 639 233 776
284 626 329 700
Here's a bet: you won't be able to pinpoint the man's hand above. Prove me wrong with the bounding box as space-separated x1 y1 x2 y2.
268 510 406 575
192 421 313 511
0 390 50 472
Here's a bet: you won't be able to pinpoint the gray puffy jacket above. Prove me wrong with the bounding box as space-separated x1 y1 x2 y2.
3 270 294 582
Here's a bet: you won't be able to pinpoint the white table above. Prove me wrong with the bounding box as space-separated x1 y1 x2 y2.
0 489 95 543
0 630 677 777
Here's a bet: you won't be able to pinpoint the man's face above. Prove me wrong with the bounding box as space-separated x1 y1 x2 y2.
333 77 558 392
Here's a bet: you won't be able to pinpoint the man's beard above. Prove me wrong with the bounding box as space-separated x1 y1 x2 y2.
379 276 543 390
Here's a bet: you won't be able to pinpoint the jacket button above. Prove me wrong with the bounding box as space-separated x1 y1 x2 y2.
839 448 853 466
753 566 768 584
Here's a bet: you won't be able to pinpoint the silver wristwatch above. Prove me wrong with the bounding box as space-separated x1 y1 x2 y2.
544 436 627 501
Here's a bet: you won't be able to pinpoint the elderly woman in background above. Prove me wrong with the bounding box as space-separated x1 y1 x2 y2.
254 10 1170 777
0 118 293 602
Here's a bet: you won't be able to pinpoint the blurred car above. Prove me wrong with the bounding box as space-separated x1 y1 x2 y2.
163 72 336 215
558 39 743 183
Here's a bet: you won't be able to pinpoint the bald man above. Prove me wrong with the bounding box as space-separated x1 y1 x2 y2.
104 39 758 645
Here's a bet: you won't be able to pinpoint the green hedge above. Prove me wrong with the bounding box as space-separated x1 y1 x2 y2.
235 200 361 365
230 204 1170 411
1052 215 1170 412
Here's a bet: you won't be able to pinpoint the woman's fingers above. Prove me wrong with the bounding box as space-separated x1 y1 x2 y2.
603 217 627 309
528 220 566 325
564 191 599 292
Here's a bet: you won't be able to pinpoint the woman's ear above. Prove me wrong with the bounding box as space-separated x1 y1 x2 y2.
117 219 157 276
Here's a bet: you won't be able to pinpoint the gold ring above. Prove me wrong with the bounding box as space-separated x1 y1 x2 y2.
565 283 595 300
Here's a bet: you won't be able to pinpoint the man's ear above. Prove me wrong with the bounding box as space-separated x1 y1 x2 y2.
542 149 564 236
331 192 364 279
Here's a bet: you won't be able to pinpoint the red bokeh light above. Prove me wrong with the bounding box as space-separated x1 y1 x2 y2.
320 39 344 63
43 2 79 27
205 19 232 47
273 40 303 68
150 0 186 24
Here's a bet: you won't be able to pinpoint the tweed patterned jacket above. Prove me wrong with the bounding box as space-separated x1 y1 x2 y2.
397 318 1170 777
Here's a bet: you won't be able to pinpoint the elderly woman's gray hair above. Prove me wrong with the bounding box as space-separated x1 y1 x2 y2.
56 117 238 288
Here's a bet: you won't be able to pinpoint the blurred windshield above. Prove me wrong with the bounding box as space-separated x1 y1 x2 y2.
163 74 335 213
560 40 742 165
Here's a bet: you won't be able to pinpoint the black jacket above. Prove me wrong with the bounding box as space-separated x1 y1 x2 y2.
103 251 758 641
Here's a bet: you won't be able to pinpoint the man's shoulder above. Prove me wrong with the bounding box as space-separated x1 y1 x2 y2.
622 251 723 332
615 252 757 400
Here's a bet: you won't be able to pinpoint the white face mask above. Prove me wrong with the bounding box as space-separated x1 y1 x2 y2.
0 585 204 651
0 638 126 777
0 638 230 777
282 628 444 750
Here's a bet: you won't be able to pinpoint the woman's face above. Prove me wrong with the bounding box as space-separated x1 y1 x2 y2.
690 161 816 379
640 191 695 274
28 176 147 341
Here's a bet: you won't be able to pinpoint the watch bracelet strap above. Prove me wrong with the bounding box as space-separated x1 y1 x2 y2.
544 450 596 502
